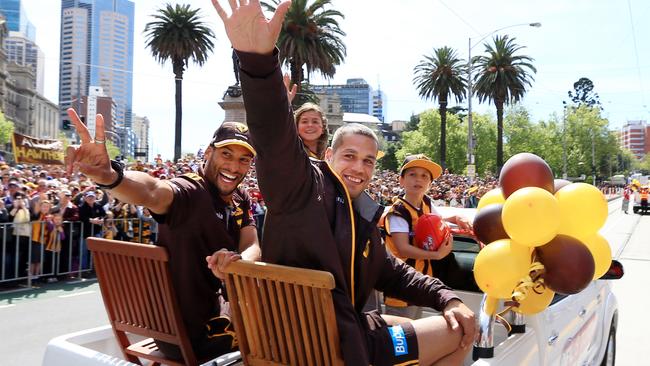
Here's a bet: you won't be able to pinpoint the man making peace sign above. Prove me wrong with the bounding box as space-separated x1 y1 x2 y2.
65 109 260 361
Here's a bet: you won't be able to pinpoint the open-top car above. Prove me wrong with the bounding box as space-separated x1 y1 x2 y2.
43 207 622 366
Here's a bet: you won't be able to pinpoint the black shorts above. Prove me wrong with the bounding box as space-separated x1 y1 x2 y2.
365 311 419 366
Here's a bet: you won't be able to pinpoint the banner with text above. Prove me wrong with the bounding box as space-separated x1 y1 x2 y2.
11 133 65 165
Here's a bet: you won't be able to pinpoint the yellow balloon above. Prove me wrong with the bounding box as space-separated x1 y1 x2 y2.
513 287 555 315
502 187 560 247
477 188 505 210
474 239 531 299
555 183 607 238
579 233 613 280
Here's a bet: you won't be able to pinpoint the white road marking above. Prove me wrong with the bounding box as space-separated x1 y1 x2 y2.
58 291 95 298
0 304 16 309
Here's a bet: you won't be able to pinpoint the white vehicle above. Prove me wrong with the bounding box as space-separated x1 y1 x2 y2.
610 175 626 187
43 208 622 366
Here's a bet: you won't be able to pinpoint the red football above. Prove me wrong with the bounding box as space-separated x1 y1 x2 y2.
414 213 450 251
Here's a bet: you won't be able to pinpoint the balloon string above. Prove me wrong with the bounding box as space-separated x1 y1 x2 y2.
495 313 512 333
510 258 546 305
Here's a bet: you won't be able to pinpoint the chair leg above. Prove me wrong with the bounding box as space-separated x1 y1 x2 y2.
113 329 144 365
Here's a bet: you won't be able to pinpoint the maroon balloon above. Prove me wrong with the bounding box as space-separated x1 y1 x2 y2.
473 204 509 245
536 235 595 295
499 153 554 198
554 179 572 193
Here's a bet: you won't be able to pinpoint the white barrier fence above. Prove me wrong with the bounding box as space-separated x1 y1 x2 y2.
0 218 151 288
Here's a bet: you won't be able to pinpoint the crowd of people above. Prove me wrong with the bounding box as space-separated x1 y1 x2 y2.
0 149 506 287
0 161 161 284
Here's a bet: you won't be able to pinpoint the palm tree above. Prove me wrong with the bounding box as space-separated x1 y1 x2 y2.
262 0 346 97
472 35 536 173
144 4 214 162
413 46 467 169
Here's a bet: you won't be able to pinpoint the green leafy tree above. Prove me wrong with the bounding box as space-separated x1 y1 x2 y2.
504 105 563 171
405 113 420 132
397 109 467 174
144 4 215 162
378 142 400 172
568 77 602 109
472 35 537 173
106 140 121 161
0 110 15 145
562 105 614 180
638 154 650 174
616 149 637 174
471 113 498 175
413 46 467 169
262 0 346 96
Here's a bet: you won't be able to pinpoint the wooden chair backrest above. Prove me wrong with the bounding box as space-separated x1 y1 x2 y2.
88 238 198 365
223 260 344 366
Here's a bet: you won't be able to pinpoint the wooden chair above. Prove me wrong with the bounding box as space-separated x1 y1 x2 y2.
89 237 210 366
223 260 344 366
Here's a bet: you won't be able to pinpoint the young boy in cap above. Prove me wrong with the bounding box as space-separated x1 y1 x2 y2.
65 110 260 362
380 154 472 319
212 2 476 365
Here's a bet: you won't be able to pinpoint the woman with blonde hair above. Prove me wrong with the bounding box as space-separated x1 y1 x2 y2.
285 75 329 159
294 102 329 159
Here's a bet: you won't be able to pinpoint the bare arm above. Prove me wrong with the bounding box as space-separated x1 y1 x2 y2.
442 214 473 232
208 224 261 280
64 108 173 215
108 172 173 215
391 232 453 260
238 225 260 261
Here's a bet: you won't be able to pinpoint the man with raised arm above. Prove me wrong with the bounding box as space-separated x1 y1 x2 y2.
211 1 476 365
65 110 260 361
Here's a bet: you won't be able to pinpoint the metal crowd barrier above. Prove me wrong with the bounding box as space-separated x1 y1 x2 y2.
0 218 153 289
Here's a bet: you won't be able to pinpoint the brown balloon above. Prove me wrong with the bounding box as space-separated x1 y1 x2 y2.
473 203 509 245
499 153 554 198
554 179 572 193
536 235 595 295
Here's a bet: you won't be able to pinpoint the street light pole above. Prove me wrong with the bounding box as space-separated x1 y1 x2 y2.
466 22 541 180
562 104 568 179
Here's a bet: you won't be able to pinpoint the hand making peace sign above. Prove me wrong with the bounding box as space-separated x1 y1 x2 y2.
64 108 116 185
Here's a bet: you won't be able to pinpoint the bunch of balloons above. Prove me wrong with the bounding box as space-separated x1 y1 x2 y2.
472 153 612 315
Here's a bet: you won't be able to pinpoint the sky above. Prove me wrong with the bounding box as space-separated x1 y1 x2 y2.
19 0 650 160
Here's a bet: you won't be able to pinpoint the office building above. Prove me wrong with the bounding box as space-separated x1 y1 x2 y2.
132 114 150 160
4 31 44 93
59 0 134 137
0 0 35 40
312 78 371 115
619 120 649 159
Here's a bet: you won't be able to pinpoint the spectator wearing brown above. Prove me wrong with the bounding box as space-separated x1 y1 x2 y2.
65 109 260 361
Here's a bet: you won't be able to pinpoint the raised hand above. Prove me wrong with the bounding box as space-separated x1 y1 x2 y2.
211 0 291 55
64 108 115 185
283 73 297 103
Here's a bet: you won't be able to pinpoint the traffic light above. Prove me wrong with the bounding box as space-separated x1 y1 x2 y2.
62 120 71 130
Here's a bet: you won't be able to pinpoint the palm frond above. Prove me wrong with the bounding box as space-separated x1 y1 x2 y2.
144 3 215 70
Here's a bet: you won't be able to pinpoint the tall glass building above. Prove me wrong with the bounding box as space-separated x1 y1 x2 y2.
59 0 134 147
312 78 385 122
0 0 36 41
4 31 44 93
